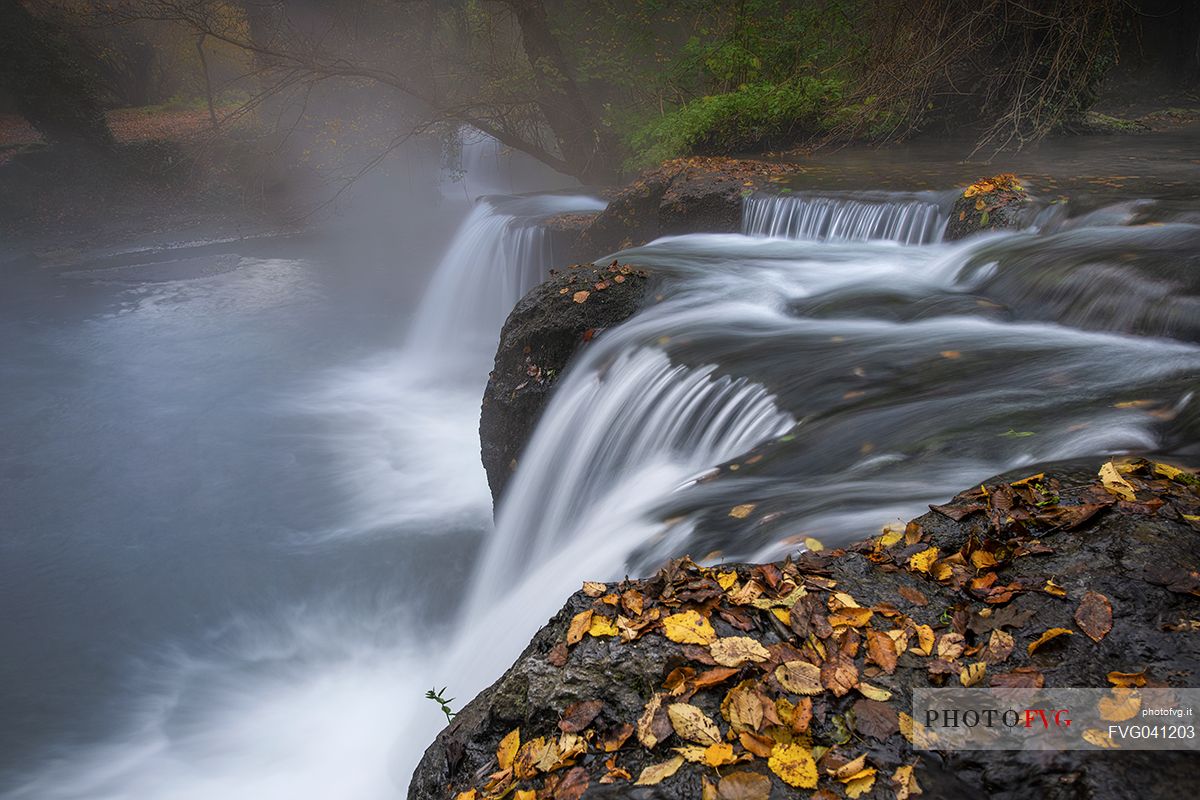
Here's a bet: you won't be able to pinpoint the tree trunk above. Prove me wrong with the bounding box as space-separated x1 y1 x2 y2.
499 0 619 183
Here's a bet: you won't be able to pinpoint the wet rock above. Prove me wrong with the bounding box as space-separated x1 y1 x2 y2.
479 263 655 503
410 459 1200 800
945 174 1033 240
572 158 799 259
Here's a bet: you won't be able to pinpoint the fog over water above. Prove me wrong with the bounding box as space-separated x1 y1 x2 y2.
3 133 1199 799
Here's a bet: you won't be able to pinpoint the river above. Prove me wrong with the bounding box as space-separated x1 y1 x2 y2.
2 130 1199 798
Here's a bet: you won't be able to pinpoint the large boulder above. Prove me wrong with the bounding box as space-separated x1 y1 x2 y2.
570 158 800 259
480 262 655 503
411 458 1200 800
944 173 1033 240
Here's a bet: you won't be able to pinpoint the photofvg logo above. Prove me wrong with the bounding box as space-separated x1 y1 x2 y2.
912 688 1200 751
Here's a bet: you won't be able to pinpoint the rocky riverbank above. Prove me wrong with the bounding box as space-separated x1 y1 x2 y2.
411 459 1200 800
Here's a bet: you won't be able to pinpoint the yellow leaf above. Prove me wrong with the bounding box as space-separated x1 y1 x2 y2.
1098 461 1136 501
960 661 987 687
710 636 771 667
1107 670 1147 688
898 712 915 743
1152 461 1186 480
828 606 874 628
454 791 477 800
1042 579 1067 598
588 615 618 637
912 624 935 656
634 755 684 786
767 743 818 788
662 610 717 645
497 728 520 771
1082 728 1120 748
970 550 998 569
775 661 823 695
703 742 737 767
729 503 756 519
803 536 824 552
667 703 722 745
1027 627 1073 655
514 792 536 800
566 610 592 645
909 547 939 574
878 526 903 547
892 764 920 800
1098 689 1141 721
513 736 547 779
637 694 667 748
581 581 607 597
857 682 892 701
771 608 791 626
715 570 738 590
844 769 877 798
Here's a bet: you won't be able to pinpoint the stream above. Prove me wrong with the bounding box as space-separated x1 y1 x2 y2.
3 132 1199 799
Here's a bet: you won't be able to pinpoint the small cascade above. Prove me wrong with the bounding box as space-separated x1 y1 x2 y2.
404 194 606 369
467 347 794 609
743 192 949 244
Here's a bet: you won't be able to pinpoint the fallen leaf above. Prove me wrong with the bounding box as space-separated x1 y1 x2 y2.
960 661 987 687
514 736 548 779
717 770 771 800
572 290 590 304
581 581 607 597
852 698 899 739
1075 591 1114 643
588 615 618 637
821 652 859 696
909 547 939 573
668 703 722 745
844 770 876 798
1098 689 1141 721
663 610 718 645
566 610 592 645
804 536 825 552
897 585 928 606
991 667 1044 688
857 682 892 701
634 755 684 786
454 790 477 800
710 636 771 667
984 629 1015 664
729 503 756 519
775 660 823 695
554 766 589 800
767 743 818 789
1027 627 1073 655
601 723 634 752
866 629 898 674
1082 728 1120 748
703 742 738 767
637 694 673 748
559 700 604 733
828 607 874 628
1107 670 1147 688
893 764 921 800
497 728 520 771
1099 461 1136 501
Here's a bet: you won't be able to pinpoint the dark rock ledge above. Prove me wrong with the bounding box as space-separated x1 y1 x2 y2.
411 459 1200 800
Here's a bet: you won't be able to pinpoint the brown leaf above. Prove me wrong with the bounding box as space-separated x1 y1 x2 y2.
991 667 1044 688
637 694 673 749
600 722 634 752
547 641 569 667
717 770 772 800
554 766 589 800
984 629 1015 664
821 652 859 697
693 666 741 690
852 698 899 740
866 629 898 674
1107 670 1147 688
559 700 604 733
1075 591 1114 643
896 585 928 606
571 290 590 304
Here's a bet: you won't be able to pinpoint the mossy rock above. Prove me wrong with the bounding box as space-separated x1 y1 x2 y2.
944 174 1032 240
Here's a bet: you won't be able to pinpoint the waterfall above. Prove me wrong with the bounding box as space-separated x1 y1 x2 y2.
404 194 606 370
743 192 950 244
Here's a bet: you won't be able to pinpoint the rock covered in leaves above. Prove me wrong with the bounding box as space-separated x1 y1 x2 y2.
479 262 654 503
570 158 800 258
944 174 1033 241
410 459 1200 800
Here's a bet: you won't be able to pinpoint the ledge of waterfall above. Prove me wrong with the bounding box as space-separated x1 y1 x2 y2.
409 459 1200 800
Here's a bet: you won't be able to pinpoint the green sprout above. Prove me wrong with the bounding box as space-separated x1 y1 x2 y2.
425 686 456 723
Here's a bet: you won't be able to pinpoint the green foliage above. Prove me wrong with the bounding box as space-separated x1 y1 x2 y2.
425 686 456 723
627 77 843 166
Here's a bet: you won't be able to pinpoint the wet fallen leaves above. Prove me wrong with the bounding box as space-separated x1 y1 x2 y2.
446 459 1199 800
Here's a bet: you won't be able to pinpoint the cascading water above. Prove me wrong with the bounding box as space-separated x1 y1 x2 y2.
406 194 607 371
7 176 1200 800
743 191 951 244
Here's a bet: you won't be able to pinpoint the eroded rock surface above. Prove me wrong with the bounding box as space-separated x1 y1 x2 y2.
479 262 655 503
411 459 1200 800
